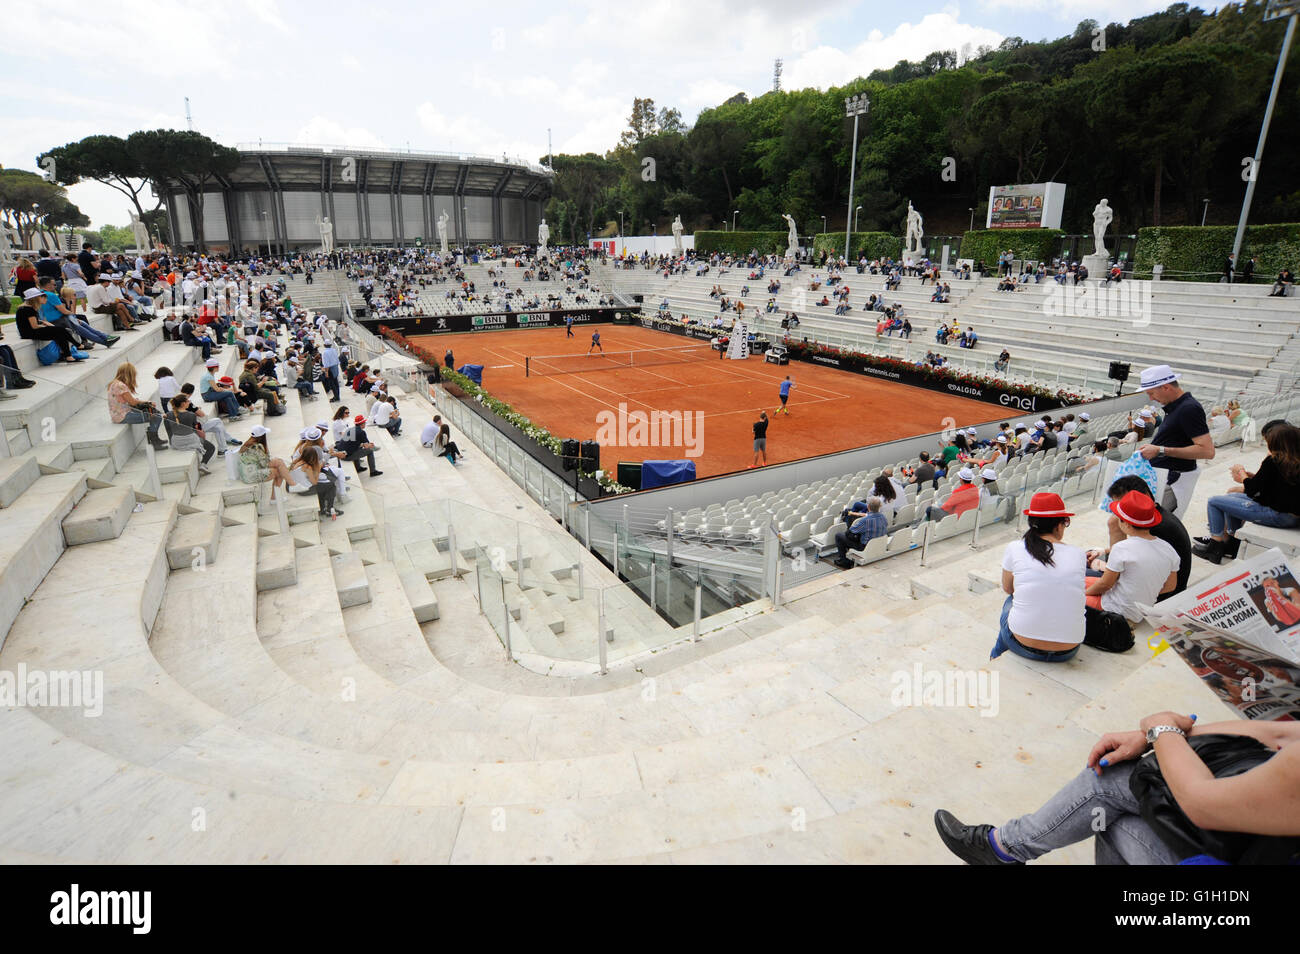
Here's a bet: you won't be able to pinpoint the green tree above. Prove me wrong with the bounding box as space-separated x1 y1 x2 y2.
38 134 155 223
127 129 239 250
0 168 89 248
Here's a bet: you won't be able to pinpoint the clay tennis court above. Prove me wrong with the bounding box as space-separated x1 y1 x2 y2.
412 324 1003 478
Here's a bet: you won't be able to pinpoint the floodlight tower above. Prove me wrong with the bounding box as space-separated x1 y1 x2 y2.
1231 0 1299 269
843 93 870 263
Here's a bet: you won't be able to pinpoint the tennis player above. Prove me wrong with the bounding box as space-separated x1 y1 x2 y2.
749 412 769 468
776 376 794 415
588 330 603 354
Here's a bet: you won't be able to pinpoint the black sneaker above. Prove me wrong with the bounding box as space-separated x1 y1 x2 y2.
933 810 1021 865
105 335 121 347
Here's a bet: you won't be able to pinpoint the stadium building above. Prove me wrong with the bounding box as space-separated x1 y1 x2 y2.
158 143 554 253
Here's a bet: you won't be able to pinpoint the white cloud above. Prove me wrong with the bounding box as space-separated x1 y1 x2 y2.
784 13 1005 90
244 0 290 32
293 117 387 151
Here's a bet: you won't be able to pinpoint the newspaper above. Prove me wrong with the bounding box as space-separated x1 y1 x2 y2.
1141 548 1300 721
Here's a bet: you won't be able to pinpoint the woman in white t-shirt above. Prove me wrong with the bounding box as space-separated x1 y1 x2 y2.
993 492 1086 662
1086 490 1179 624
153 366 181 403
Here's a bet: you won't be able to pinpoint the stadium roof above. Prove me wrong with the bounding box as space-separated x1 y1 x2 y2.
165 143 554 201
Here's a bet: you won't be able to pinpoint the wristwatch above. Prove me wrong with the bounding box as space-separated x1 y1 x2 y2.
1146 725 1186 745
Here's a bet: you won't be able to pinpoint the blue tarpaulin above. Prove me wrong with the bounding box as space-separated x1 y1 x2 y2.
458 364 483 384
640 459 696 489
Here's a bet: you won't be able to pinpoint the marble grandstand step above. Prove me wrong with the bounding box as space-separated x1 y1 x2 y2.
352 537 383 566
0 471 89 640
397 565 440 622
0 326 170 436
255 486 320 525
521 585 566 634
66 455 118 483
256 531 298 591
3 428 31 455
27 440 76 474
0 454 41 508
166 510 222 570
330 551 370 608
179 491 226 522
61 485 136 546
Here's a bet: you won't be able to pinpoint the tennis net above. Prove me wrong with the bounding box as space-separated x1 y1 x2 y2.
525 342 714 376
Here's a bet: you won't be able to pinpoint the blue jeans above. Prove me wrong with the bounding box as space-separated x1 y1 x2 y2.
993 764 1190 868
75 320 110 345
998 762 1183 864
991 595 1080 662
203 389 241 417
1206 493 1300 537
122 406 161 435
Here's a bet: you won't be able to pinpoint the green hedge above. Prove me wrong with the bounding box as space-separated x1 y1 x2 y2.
1132 224 1300 281
959 229 1065 268
693 230 788 256
810 232 903 260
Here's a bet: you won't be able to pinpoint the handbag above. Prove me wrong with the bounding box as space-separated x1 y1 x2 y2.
1084 606 1134 652
1130 733 1300 864
36 340 61 365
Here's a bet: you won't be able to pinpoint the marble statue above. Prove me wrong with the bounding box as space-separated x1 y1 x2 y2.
129 211 149 250
782 213 798 259
672 215 684 253
1091 199 1112 257
538 218 550 257
315 214 334 255
437 210 450 255
905 201 924 255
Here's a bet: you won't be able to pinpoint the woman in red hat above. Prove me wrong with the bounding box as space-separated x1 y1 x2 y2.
1085 490 1180 625
993 492 1086 662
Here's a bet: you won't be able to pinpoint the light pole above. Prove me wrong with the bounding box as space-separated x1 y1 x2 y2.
855 205 863 233
1201 199 1211 226
260 211 269 256
843 92 870 263
1232 1 1298 266
969 207 976 231
820 215 827 238
732 210 739 232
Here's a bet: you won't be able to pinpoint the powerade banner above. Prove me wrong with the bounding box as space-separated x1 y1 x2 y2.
360 308 623 337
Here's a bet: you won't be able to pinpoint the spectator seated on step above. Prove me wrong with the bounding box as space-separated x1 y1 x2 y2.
367 391 401 436
991 492 1084 663
935 713 1300 865
1084 490 1180 629
164 393 215 474
237 426 293 496
326 408 377 477
1193 422 1300 566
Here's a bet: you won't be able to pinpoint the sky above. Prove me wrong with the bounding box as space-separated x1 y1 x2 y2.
5 0 1181 230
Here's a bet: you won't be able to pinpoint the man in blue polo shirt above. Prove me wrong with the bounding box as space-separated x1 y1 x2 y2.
1137 363 1214 518
320 341 341 402
832 497 887 568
